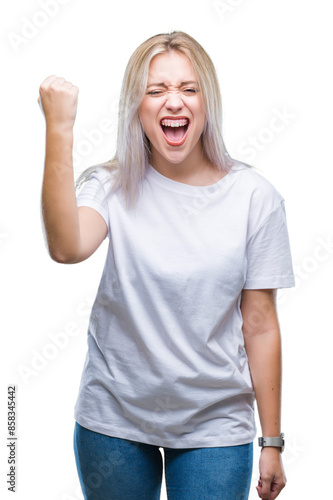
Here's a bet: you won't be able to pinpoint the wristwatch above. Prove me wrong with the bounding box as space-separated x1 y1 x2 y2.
258 433 285 453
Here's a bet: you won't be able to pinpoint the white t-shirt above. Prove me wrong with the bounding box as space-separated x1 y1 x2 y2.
74 161 295 448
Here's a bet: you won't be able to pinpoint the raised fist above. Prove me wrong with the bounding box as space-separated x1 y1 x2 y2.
38 75 79 129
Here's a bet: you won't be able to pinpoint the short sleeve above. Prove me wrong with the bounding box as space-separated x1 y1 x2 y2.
243 200 295 289
76 168 110 238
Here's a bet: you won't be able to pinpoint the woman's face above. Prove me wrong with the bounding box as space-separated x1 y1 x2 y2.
139 51 207 168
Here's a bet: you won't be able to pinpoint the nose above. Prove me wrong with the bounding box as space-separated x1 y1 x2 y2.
165 91 184 112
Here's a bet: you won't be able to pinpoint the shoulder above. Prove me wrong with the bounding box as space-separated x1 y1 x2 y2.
231 161 284 212
92 164 118 186
77 164 119 194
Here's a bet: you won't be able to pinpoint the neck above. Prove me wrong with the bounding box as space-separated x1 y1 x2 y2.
150 143 215 184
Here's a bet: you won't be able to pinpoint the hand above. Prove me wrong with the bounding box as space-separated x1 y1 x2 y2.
256 447 286 499
38 75 79 130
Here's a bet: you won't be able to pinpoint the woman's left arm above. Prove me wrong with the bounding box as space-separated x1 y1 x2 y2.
240 288 287 500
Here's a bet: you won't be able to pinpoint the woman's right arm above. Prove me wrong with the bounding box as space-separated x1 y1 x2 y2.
38 75 107 264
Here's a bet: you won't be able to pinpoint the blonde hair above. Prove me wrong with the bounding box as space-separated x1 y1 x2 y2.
76 31 248 208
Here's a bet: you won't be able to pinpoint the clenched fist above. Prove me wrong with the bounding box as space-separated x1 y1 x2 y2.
38 75 79 130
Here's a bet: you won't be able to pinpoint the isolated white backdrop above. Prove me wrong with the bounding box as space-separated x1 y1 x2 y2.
1 0 332 498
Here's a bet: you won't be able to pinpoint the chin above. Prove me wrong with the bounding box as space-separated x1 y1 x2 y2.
158 144 192 164
162 153 188 166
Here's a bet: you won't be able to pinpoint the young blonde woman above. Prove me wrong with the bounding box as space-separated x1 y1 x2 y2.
38 31 295 500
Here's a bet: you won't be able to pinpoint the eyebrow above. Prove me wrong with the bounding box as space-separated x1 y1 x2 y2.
146 81 198 88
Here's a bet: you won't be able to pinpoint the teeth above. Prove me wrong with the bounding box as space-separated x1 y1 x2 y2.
161 119 189 127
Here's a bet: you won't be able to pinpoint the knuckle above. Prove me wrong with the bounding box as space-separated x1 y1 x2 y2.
50 77 64 88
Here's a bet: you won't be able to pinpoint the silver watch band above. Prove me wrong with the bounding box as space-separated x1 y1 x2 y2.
258 433 285 453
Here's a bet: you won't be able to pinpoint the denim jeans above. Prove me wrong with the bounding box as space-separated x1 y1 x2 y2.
73 422 253 499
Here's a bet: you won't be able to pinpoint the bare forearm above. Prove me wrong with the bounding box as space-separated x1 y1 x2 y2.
245 329 282 436
41 126 80 262
241 290 286 497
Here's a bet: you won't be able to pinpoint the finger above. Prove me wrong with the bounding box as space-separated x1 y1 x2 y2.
58 77 71 87
63 81 73 88
49 76 66 88
256 479 264 498
40 74 58 87
260 479 272 499
270 484 284 500
40 76 66 92
257 485 266 499
62 81 76 91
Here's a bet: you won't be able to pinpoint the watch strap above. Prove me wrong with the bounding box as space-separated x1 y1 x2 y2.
258 433 285 452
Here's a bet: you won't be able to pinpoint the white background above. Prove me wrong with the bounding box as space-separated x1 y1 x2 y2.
1 0 332 498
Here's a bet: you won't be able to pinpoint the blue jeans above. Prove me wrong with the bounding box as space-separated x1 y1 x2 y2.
73 422 253 499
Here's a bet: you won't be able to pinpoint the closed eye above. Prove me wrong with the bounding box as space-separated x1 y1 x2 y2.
147 90 165 96
146 88 199 96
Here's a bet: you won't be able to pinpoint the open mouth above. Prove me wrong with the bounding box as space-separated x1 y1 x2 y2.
160 118 190 146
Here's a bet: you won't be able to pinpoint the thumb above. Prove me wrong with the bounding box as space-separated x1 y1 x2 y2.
260 477 272 499
37 95 44 113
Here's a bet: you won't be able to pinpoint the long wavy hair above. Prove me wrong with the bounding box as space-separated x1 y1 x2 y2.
75 31 250 208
